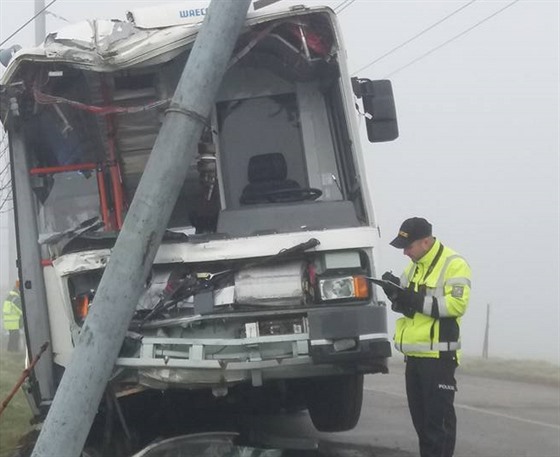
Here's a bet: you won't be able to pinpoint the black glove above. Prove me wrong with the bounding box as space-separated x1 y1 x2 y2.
395 288 424 313
381 271 400 285
391 300 416 318
381 271 401 300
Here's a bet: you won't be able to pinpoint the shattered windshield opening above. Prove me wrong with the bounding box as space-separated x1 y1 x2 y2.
217 93 310 209
34 171 101 236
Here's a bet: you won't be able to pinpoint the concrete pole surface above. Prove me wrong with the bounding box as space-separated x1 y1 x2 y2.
31 1 252 456
34 0 46 45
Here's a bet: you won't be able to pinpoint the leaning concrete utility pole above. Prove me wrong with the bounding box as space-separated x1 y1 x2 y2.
31 1 252 456
34 0 46 45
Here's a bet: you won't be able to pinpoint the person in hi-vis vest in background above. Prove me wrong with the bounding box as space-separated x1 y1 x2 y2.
3 280 23 352
381 217 471 457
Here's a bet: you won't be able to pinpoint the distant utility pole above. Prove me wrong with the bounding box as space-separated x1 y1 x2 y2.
5 3 47 290
482 303 490 359
4 3 47 286
31 1 252 456
34 0 46 45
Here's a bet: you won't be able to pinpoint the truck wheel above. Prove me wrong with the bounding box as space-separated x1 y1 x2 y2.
306 374 364 432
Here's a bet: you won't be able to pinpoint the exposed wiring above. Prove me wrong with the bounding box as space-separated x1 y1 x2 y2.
33 87 171 115
384 0 520 78
352 0 478 76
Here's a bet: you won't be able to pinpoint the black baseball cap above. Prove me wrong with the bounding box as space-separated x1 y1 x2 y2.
390 217 433 249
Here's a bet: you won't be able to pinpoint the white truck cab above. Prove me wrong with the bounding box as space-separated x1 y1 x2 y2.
1 2 398 451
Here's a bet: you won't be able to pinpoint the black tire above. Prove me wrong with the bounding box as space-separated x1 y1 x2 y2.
306 374 364 432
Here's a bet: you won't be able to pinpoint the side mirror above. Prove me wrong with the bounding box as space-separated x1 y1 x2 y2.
351 77 398 143
0 44 22 67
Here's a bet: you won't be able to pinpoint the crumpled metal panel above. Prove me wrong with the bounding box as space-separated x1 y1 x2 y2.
0 20 197 82
0 5 334 84
139 368 247 389
53 249 111 276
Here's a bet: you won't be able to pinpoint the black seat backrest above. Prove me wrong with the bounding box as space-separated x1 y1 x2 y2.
240 153 300 205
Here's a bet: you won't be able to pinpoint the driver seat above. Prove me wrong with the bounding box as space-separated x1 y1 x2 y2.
240 153 301 205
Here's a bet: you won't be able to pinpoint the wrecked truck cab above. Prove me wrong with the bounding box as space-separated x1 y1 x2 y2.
1 3 398 439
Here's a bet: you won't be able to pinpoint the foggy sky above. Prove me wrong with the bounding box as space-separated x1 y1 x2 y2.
0 0 558 363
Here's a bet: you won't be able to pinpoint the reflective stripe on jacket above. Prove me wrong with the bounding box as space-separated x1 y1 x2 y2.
3 290 22 330
393 239 471 359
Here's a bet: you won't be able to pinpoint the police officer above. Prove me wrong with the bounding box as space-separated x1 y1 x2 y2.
3 280 23 352
382 217 471 457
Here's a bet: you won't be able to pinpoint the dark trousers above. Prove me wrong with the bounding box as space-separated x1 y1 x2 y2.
405 356 457 457
7 329 20 352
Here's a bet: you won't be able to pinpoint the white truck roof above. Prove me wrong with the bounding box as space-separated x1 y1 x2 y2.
0 3 334 84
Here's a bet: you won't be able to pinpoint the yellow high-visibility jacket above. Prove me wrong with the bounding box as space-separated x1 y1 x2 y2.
3 289 22 331
394 239 471 359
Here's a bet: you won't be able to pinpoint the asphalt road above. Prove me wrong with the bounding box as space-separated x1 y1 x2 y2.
242 361 560 457
5 353 557 457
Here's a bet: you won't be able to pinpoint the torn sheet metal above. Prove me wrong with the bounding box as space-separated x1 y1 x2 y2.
51 227 375 276
53 248 111 276
1 5 330 85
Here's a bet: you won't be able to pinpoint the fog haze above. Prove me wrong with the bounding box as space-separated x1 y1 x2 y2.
1 0 558 363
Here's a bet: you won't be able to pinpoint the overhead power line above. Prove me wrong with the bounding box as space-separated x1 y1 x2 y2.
0 159 10 178
335 0 357 15
333 0 350 12
45 10 69 23
0 0 58 47
0 203 13 214
385 0 520 78
0 181 11 193
352 0 478 76
0 188 12 213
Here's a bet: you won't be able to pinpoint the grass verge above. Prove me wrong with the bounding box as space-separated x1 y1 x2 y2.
0 351 33 457
458 356 560 387
388 355 560 386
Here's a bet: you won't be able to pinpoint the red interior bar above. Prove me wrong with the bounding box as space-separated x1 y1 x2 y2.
101 74 126 230
109 162 125 229
96 168 112 230
30 163 97 175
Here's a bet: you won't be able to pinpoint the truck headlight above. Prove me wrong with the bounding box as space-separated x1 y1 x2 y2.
72 292 93 324
68 272 101 325
318 276 369 301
